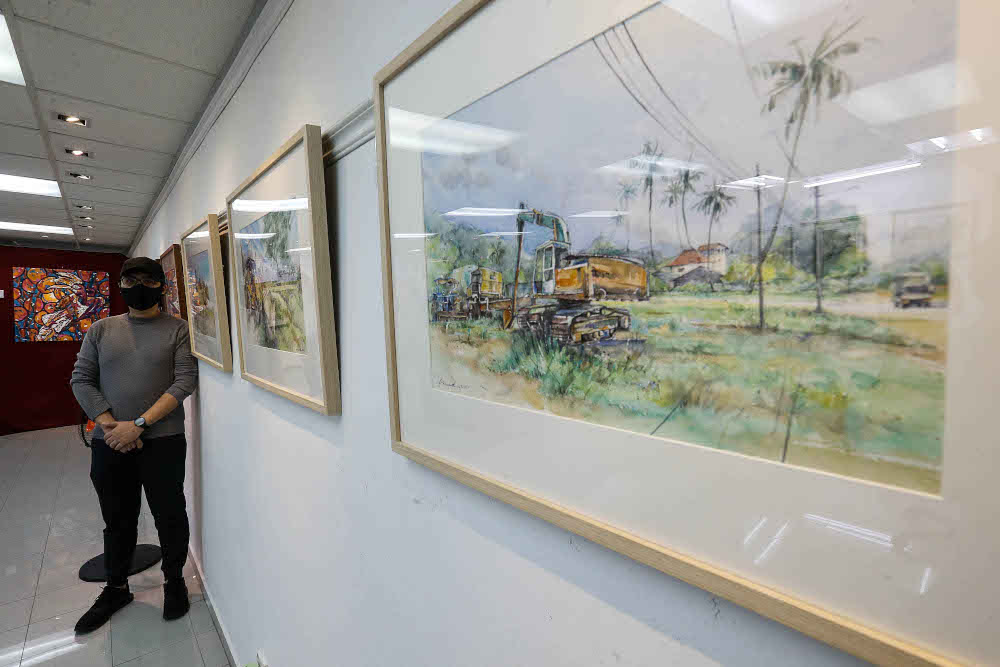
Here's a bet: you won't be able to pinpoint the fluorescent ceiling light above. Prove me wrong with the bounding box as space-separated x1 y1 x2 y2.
802 159 921 189
721 174 784 190
600 155 704 178
570 210 629 218
68 172 91 180
445 207 523 217
0 14 25 86
233 232 275 239
75 204 93 210
838 62 979 125
0 221 74 235
231 198 308 212
0 173 61 197
393 232 437 239
388 108 518 155
907 127 996 155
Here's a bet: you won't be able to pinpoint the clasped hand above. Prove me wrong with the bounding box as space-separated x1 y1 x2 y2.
103 421 144 452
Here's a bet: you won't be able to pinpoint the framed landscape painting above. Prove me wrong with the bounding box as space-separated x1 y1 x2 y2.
12 267 110 342
226 124 340 415
180 214 233 371
158 243 187 320
376 0 1000 664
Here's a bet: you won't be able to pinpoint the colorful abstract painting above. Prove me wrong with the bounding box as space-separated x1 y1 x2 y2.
12 267 110 342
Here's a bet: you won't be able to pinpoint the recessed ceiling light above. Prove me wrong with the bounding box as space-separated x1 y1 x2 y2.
85 238 91 241
0 173 61 197
0 221 74 235
78 216 93 220
66 148 90 158
68 172 92 180
58 113 89 126
81 224 94 228
41 235 48 238
74 204 93 210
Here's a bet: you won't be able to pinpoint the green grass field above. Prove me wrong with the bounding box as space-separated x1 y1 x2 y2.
431 291 945 493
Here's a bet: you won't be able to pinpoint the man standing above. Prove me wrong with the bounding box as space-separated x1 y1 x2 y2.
71 257 198 633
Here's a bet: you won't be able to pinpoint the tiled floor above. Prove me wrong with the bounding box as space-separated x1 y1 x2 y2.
0 426 230 667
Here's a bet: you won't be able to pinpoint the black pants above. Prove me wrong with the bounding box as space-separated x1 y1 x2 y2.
90 434 190 586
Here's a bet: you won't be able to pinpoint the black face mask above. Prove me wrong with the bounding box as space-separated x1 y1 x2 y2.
121 284 163 310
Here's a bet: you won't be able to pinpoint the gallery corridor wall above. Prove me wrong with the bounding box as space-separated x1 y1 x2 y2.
0 246 126 435
131 0 860 665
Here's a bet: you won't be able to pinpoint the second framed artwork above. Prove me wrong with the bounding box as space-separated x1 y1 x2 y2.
226 124 341 415
180 213 233 372
158 244 187 320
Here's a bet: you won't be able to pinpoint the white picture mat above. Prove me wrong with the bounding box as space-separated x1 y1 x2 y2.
230 141 325 402
382 0 999 662
182 222 223 364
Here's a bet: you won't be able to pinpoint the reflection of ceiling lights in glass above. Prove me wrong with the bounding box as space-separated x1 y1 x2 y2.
0 14 25 86
231 198 308 212
0 173 61 197
662 0 841 44
187 231 209 238
600 155 704 178
907 127 995 155
570 210 629 218
388 108 518 155
445 208 523 217
0 221 73 235
802 159 921 189
721 174 784 190
233 232 276 240
478 231 532 237
392 232 437 239
838 62 979 125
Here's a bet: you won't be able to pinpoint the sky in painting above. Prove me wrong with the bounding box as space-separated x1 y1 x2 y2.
417 0 964 266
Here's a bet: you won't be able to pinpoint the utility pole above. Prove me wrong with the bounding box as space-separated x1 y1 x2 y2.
814 186 823 314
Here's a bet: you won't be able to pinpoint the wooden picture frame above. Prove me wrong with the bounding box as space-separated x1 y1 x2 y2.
225 124 341 415
373 1 963 665
180 214 233 372
158 243 188 321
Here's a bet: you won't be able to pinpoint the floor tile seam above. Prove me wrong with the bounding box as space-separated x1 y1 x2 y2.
111 628 200 667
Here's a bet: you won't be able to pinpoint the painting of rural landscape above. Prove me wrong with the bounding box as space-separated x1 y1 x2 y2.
408 1 961 493
187 250 218 339
237 211 307 353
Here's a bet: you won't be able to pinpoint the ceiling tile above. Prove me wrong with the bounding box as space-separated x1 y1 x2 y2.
11 0 257 75
63 198 146 218
63 182 153 208
0 206 68 225
17 19 217 122
51 132 174 176
58 163 163 194
0 81 37 128
0 153 56 180
0 124 46 158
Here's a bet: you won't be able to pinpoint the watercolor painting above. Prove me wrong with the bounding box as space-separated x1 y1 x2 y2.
187 249 218 339
237 210 307 353
159 247 185 319
411 1 960 493
12 267 110 342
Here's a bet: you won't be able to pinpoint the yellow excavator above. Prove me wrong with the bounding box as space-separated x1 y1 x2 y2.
508 203 648 344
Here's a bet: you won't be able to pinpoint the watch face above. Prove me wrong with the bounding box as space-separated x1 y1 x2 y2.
134 418 145 427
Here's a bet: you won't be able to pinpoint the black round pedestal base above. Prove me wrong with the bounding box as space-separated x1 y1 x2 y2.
78 544 163 583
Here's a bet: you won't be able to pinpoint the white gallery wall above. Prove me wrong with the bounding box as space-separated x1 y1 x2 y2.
133 0 862 664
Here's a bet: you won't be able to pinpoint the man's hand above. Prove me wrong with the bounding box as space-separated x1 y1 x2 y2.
105 421 144 451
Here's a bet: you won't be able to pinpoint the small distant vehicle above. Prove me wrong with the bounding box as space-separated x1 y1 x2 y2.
892 272 935 308
431 266 511 321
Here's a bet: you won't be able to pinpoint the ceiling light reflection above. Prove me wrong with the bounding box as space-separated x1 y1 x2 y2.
389 108 518 155
571 211 630 218
600 155 704 178
743 517 768 546
233 233 276 240
753 521 789 565
802 159 920 189
445 207 524 217
907 127 995 155
231 198 308 212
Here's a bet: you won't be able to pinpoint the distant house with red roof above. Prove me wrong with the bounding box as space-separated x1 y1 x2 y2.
668 243 729 278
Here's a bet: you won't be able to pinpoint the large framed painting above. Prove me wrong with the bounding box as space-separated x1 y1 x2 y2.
180 214 233 372
376 1 1000 664
158 244 187 320
226 124 341 415
12 267 110 342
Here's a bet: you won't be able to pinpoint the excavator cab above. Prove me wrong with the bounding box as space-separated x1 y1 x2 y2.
533 241 570 296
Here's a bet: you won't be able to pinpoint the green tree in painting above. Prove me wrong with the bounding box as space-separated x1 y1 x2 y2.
694 181 736 290
662 179 687 249
617 180 638 254
488 238 507 268
753 19 863 326
667 166 702 251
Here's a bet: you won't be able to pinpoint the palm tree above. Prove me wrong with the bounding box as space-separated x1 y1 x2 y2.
753 19 862 325
633 141 664 266
669 167 702 250
617 180 638 254
662 179 687 249
694 181 736 290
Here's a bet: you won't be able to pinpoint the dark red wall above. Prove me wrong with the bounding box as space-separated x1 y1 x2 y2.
0 247 127 435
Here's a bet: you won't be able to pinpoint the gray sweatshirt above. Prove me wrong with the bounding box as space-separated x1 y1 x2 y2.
71 312 198 439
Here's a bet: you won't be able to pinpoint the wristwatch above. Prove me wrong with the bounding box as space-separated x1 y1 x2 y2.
133 416 148 429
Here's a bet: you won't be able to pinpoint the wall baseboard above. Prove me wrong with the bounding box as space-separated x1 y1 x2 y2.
189 550 241 667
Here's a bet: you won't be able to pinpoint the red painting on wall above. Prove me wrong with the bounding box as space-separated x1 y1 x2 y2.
12 267 111 342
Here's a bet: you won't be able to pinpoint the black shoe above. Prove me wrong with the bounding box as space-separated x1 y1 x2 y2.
163 579 190 621
74 585 133 634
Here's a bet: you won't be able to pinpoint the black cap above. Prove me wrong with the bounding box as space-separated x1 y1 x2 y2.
121 257 165 283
